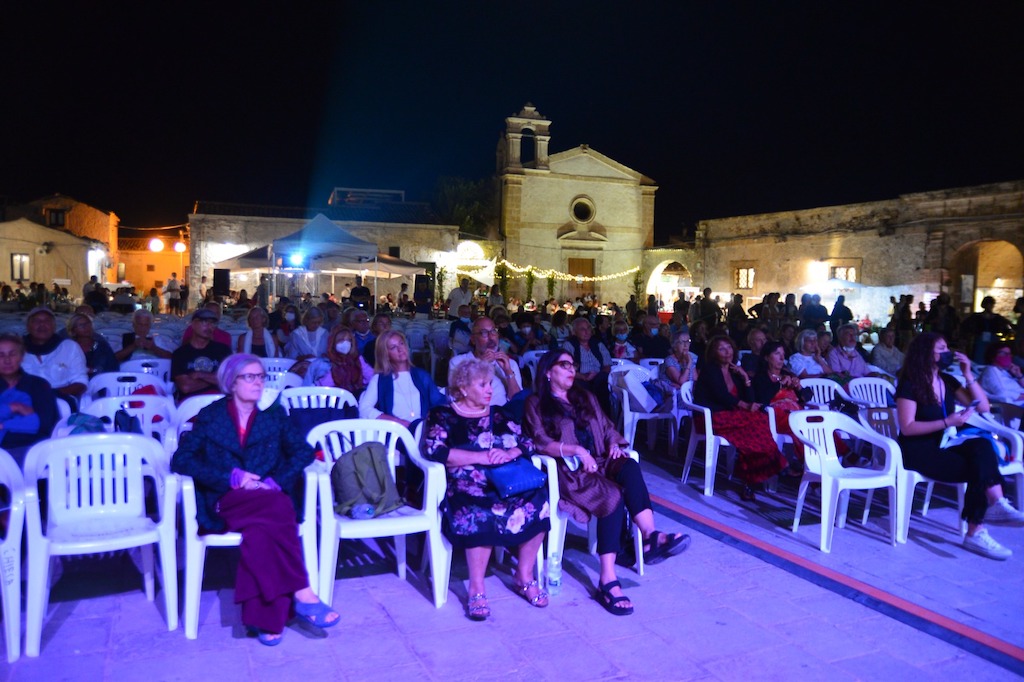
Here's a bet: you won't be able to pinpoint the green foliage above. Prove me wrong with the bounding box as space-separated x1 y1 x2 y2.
495 263 509 303
525 268 536 302
436 266 447 303
632 268 646 303
431 177 496 237
546 275 556 300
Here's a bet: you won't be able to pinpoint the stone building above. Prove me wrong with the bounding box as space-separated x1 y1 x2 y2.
498 104 657 304
187 190 459 302
0 217 107 292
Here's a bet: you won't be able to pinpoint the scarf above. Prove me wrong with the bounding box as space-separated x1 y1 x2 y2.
22 333 62 357
243 329 277 357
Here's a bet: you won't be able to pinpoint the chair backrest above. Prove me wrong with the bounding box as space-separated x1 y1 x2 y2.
639 358 664 372
306 418 417 480
279 386 357 412
84 395 176 442
789 410 896 477
24 433 167 526
0 447 26 554
119 358 172 387
847 377 895 408
620 367 658 413
679 380 694 404
86 372 165 402
260 357 297 390
800 378 848 407
174 394 225 433
859 407 900 440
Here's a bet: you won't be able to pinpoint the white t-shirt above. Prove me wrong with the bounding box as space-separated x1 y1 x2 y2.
449 352 523 406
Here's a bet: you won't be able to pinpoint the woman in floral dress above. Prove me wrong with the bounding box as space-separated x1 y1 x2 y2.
423 358 550 621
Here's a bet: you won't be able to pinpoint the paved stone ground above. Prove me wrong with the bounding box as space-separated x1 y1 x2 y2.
3 437 1023 680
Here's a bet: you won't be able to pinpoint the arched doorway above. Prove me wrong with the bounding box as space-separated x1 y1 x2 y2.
647 260 695 312
948 240 1023 316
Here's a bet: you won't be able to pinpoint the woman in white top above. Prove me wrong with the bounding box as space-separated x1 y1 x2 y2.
237 306 280 358
358 330 446 427
787 329 832 379
979 342 1024 406
285 307 327 362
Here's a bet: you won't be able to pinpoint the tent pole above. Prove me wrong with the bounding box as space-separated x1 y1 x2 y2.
373 255 378 313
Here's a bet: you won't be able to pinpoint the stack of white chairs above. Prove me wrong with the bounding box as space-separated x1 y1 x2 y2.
309 419 449 607
81 371 166 410
789 411 900 553
24 434 178 656
0 449 25 662
259 357 301 391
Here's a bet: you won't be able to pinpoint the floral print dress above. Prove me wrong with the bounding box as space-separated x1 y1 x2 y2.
423 405 550 549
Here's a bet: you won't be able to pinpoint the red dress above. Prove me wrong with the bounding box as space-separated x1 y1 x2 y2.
710 385 787 484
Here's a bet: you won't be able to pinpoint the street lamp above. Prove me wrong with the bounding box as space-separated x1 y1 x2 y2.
149 238 165 252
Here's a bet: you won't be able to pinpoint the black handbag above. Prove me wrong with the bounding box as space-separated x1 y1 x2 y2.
484 457 547 499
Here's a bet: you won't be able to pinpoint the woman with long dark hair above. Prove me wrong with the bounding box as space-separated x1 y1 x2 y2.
523 350 688 616
896 332 1024 559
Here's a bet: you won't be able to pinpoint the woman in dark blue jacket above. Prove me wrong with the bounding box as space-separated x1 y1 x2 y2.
172 353 337 645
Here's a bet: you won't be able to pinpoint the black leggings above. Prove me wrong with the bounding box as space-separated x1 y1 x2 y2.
903 438 1003 525
594 458 652 555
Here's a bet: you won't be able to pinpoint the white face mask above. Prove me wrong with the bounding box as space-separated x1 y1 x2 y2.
335 340 352 354
285 312 296 322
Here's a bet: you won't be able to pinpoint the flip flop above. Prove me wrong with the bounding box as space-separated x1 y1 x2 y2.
294 600 340 629
247 626 284 646
595 580 633 616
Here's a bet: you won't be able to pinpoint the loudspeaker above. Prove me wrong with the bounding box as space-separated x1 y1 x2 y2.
213 269 230 297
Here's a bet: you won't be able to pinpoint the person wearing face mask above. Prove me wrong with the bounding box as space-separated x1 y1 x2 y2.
512 313 545 353
606 320 637 360
979 342 1024 406
304 325 374 396
634 314 671 360
825 323 870 379
275 304 300 348
897 333 1024 559
449 305 474 355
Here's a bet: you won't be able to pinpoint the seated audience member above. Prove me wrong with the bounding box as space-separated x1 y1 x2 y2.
172 309 233 401
237 306 280 358
825 323 871 379
752 341 810 473
181 302 233 347
449 305 474 356
513 313 546 353
634 314 672 360
561 317 612 409
171 354 339 644
869 327 905 376
896 333 1024 559
979 342 1024 406
606 320 637 361
422 358 549 621
358 330 446 428
741 327 768 376
116 309 175 362
0 332 58 464
66 312 119 378
21 306 88 405
492 314 519 355
285 307 328 362
653 332 695 406
449 317 523 408
524 351 689 616
779 323 798 357
305 325 373 396
788 329 832 379
694 335 787 501
359 313 392 366
547 310 571 347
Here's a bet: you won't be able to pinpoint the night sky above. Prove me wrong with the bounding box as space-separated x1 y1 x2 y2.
3 2 1022 242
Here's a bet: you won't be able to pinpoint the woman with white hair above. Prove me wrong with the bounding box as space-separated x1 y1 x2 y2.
787 329 832 379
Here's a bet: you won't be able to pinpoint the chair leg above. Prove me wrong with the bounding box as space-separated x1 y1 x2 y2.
793 476 810 534
319 534 342 607
861 489 875 526
836 490 850 529
921 481 935 516
396 535 407 580
1 543 21 662
681 432 699 485
704 441 720 497
898 478 916 543
183 541 206 640
141 544 155 601
157 539 178 631
633 524 644 577
887 486 898 546
25 546 52 657
820 483 841 553
427 527 451 608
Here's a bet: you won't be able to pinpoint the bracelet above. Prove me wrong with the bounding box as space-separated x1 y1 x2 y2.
942 417 948 427
558 442 564 457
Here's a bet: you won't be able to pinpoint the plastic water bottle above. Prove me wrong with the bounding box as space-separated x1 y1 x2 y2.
351 504 375 520
547 552 562 595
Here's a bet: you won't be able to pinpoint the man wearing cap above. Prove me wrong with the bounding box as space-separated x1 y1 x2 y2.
180 301 232 347
21 306 89 404
171 308 232 401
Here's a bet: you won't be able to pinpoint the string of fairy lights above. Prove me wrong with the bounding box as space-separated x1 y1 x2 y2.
454 259 640 283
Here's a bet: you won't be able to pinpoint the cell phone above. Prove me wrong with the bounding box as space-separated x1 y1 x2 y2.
968 400 981 408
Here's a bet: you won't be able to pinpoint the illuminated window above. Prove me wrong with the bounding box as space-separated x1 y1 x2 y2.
735 267 755 290
831 266 857 282
11 253 30 280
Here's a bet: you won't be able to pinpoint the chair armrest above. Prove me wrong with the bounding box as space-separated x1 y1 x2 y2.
532 454 562 509
403 446 448 512
177 474 201 538
967 413 1023 463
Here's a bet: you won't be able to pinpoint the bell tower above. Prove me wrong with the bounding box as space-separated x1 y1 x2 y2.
502 103 551 172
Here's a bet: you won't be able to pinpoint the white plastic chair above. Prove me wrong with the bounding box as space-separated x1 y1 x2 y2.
799 378 858 409
540 451 645 580
639 358 664 373
678 381 736 497
23 434 178 656
616 368 677 450
84 394 177 444
788 411 899 553
164 394 226 456
177 465 319 639
427 328 451 382
82 371 166 409
308 419 448 607
968 412 1024 511
847 377 895 408
120 358 173 393
0 449 25 662
518 349 548 388
259 357 299 391
279 386 357 412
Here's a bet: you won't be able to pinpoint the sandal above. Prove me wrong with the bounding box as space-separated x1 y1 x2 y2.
467 593 490 621
513 579 549 608
294 599 340 629
739 485 757 502
247 626 284 646
595 580 633 616
643 530 692 564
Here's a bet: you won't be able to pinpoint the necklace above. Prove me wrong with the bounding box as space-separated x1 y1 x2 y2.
453 400 487 416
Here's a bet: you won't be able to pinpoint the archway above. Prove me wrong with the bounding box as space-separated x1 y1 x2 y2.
647 260 695 311
947 240 1023 316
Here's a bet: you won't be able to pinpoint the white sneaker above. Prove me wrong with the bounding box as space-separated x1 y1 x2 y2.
963 528 1012 560
985 497 1024 526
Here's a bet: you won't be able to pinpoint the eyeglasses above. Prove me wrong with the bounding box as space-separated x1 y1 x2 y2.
237 372 267 383
554 360 578 371
474 328 499 336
